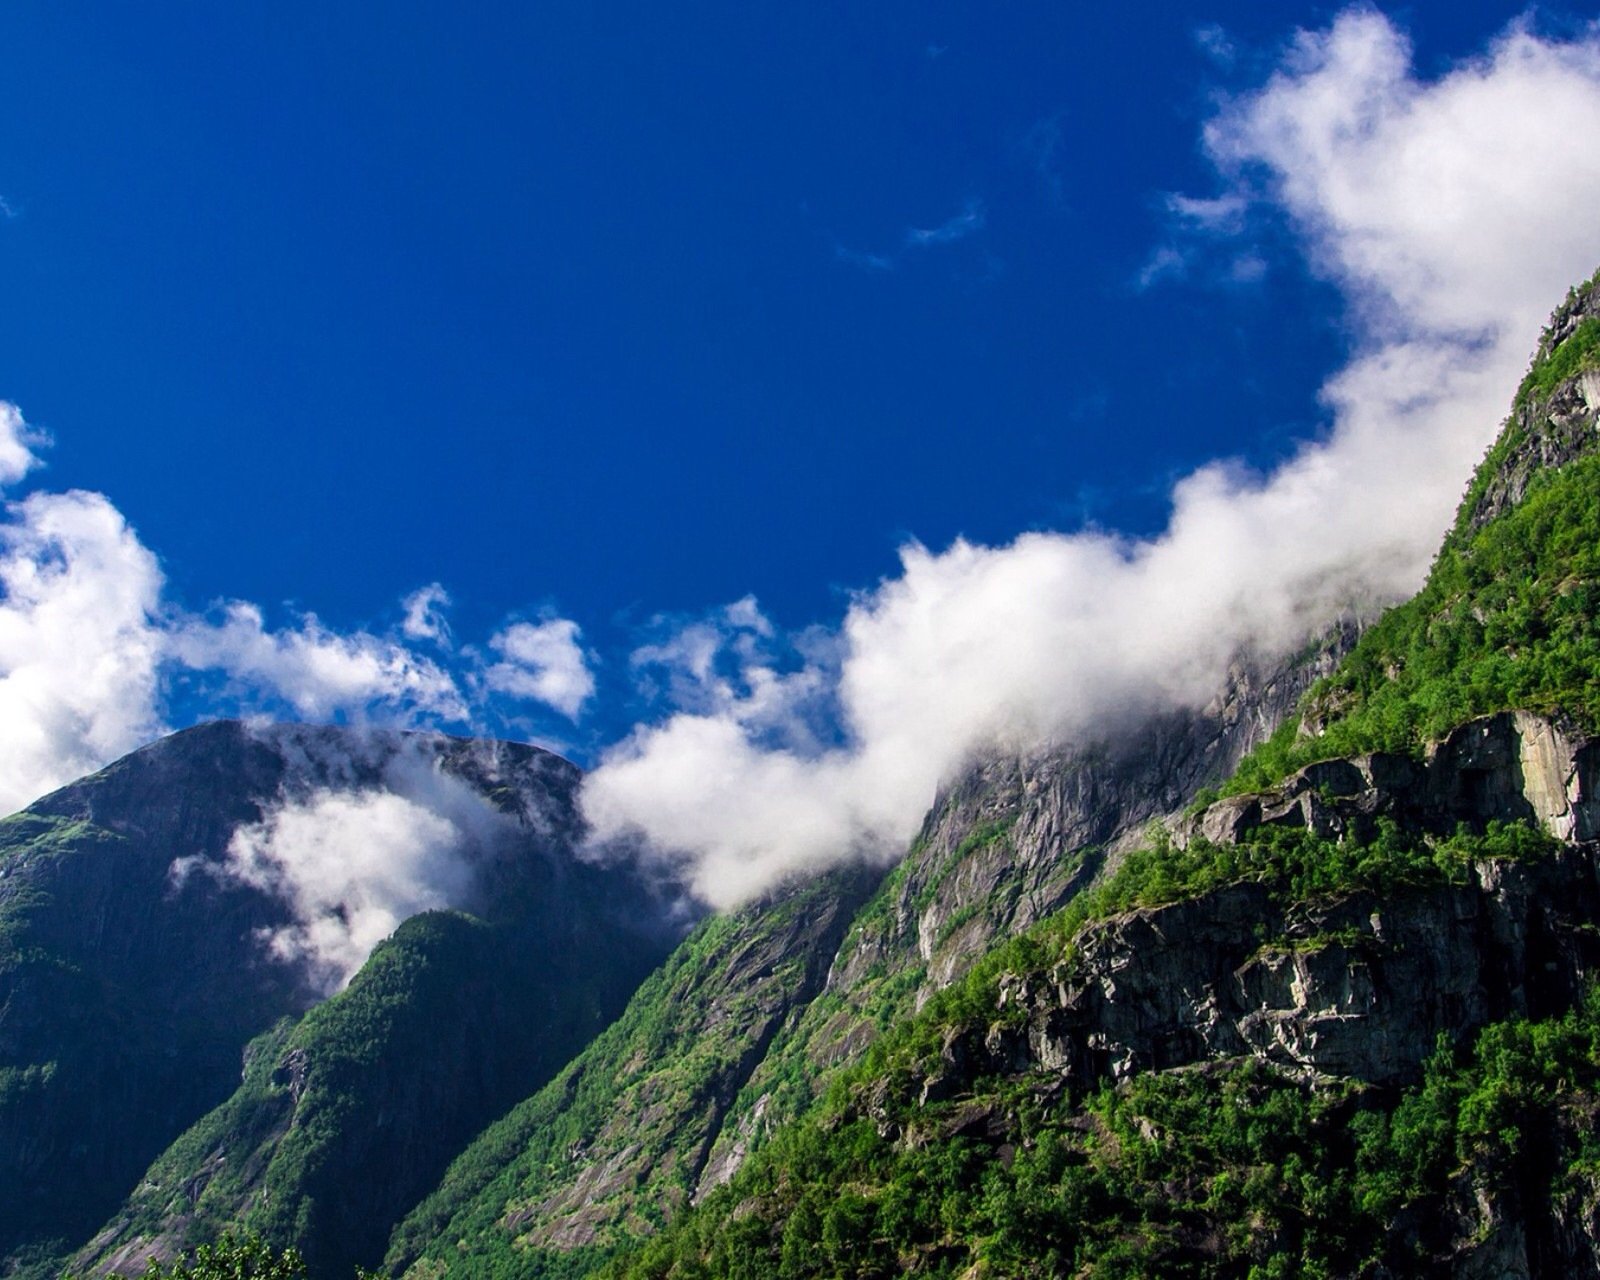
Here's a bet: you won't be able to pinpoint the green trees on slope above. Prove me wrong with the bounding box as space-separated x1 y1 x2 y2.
1230 449 1600 793
600 979 1600 1279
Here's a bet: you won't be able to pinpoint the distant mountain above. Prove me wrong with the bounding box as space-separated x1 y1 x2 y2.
0 722 683 1278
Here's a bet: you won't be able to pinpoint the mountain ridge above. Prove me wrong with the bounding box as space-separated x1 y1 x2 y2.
582 267 1600 1278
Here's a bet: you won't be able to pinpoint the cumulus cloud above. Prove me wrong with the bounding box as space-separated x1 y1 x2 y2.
401 582 453 644
485 618 596 719
0 403 589 814
170 601 469 723
0 490 167 812
586 10 1600 909
204 752 516 991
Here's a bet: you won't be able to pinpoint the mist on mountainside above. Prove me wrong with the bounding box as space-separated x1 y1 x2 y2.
583 14 1600 907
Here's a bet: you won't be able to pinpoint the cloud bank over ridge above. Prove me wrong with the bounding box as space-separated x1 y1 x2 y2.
0 399 595 814
583 11 1600 908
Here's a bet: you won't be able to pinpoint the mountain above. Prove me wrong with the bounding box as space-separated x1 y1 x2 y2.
0 722 683 1279
588 270 1600 1276
14 270 1600 1280
383 627 1357 1276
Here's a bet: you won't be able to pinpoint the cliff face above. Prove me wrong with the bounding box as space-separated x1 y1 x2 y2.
0 722 682 1279
922 712 1600 1105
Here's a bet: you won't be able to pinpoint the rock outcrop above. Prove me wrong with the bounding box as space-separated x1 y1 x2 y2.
945 846 1600 1101
1177 710 1600 850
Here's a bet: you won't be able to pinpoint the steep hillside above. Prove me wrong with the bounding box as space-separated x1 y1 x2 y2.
0 723 680 1279
590 275 1600 1277
387 864 879 1278
1231 268 1600 791
386 626 1353 1275
697 627 1356 1194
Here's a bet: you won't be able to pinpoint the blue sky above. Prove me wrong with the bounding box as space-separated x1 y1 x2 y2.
4 4 1600 891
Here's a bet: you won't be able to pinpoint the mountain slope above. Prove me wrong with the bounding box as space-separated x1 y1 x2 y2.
386 864 880 1278
385 621 1354 1275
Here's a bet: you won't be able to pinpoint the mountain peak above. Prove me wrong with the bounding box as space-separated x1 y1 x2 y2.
1453 265 1600 541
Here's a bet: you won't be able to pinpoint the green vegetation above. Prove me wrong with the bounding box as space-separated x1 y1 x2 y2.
128 1234 309 1280
601 966 1600 1279
387 872 868 1279
94 898 665 1280
1229 449 1600 793
1514 311 1600 413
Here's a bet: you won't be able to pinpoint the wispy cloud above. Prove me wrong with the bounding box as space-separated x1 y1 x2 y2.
835 198 988 271
905 199 986 248
401 582 452 644
1137 191 1265 289
1135 244 1191 290
0 196 18 221
1166 192 1248 233
1195 23 1237 69
833 244 897 272
1020 114 1068 208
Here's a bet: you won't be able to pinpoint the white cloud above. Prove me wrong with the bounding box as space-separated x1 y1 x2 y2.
1203 11 1600 347
207 754 515 992
224 789 464 991
401 582 452 644
169 601 469 723
0 489 167 812
485 618 596 719
586 10 1600 910
0 403 46 487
